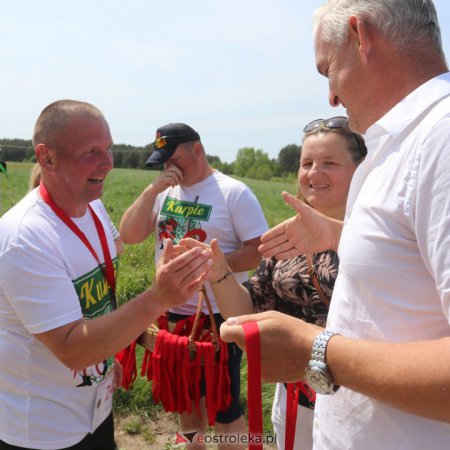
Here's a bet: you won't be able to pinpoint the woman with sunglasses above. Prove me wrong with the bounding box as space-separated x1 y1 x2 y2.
181 116 366 450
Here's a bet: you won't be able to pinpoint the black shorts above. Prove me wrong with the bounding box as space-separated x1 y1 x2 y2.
167 312 244 424
0 412 115 450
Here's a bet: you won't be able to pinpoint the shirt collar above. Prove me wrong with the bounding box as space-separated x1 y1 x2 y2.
366 71 450 140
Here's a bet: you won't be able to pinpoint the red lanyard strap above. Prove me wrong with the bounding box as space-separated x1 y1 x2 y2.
285 382 300 450
243 321 263 450
39 183 116 308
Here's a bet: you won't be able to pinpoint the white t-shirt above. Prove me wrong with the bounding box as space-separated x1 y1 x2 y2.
313 73 450 449
153 170 268 315
0 190 118 449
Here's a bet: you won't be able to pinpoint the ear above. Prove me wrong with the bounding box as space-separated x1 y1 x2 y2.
35 144 56 174
192 141 203 157
348 15 372 62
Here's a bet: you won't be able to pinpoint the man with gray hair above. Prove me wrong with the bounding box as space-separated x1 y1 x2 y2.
221 1 450 449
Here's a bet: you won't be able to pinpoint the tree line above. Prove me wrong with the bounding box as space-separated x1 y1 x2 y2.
0 138 301 180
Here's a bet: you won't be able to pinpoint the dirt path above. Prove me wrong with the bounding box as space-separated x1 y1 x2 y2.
115 411 179 449
115 413 278 449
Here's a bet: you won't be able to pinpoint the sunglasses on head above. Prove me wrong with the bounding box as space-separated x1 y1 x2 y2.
153 136 171 150
303 116 349 133
303 116 367 160
153 134 198 150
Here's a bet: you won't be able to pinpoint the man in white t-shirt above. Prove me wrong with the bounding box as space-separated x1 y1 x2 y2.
0 100 212 449
221 2 450 449
120 122 268 449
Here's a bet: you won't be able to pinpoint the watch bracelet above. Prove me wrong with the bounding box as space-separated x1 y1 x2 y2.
310 329 336 363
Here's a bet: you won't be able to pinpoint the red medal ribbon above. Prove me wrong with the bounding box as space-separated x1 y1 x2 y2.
39 183 116 309
243 321 263 450
285 382 300 450
286 381 316 449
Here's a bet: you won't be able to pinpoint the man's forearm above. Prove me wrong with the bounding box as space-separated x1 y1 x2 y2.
36 288 166 370
119 185 158 243
220 311 450 423
36 243 212 370
327 335 450 423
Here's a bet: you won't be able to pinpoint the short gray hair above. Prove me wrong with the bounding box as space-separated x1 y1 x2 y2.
313 0 445 61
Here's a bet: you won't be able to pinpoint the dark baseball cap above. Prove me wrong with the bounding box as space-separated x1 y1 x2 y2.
145 123 200 167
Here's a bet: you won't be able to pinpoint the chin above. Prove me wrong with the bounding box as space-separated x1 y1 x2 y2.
308 200 333 216
85 189 103 203
348 116 367 135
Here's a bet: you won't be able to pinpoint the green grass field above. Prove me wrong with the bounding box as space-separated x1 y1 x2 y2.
0 162 297 442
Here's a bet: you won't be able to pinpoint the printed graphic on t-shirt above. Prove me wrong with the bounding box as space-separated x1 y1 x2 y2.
70 258 119 387
158 196 211 248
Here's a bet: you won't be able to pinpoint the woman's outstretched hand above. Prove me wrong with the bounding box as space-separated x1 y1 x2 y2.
258 192 343 260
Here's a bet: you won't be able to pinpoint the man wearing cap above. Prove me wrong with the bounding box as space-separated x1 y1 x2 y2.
120 123 268 449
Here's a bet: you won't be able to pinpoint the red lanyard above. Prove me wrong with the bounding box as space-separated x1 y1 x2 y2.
39 183 117 309
285 383 300 450
243 321 263 450
286 381 316 449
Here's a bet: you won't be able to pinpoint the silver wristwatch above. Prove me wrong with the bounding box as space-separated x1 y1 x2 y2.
304 330 340 395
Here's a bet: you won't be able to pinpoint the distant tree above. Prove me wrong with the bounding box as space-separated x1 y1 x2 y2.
113 143 147 153
0 138 34 162
0 145 34 162
234 147 256 177
206 154 222 170
271 157 282 177
221 161 234 174
257 164 273 180
234 147 275 179
277 144 301 176
0 138 32 148
254 149 273 171
206 154 219 164
111 143 149 169
113 151 124 168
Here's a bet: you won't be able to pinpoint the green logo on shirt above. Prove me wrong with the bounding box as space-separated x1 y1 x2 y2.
72 259 118 319
161 197 212 221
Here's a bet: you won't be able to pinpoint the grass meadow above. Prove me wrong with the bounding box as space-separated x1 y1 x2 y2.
0 162 298 444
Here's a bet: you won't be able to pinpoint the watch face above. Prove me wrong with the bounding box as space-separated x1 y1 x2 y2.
305 366 334 395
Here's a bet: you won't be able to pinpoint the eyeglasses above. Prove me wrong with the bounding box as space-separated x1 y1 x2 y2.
303 116 349 133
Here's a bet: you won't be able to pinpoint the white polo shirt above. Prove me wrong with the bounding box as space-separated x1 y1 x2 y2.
314 72 450 449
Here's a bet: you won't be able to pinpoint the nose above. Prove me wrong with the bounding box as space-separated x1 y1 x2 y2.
309 162 323 177
101 149 114 171
329 91 341 107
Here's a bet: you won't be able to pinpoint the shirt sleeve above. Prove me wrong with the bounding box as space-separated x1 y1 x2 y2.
0 243 82 334
228 186 269 242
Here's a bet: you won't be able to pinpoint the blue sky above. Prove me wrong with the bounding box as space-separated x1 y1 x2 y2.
1 1 449 163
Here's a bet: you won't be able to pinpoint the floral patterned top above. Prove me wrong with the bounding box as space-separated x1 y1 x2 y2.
243 250 339 408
